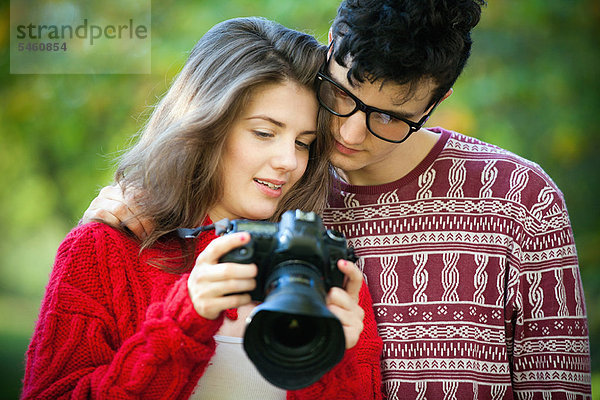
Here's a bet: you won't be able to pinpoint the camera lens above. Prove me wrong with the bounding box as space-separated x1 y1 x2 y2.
243 262 345 390
270 314 316 348
326 229 346 242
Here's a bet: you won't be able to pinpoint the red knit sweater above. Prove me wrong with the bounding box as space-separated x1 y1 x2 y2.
22 222 383 399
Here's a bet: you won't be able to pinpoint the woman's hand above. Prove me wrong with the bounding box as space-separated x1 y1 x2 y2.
188 232 258 320
326 260 365 350
81 185 154 240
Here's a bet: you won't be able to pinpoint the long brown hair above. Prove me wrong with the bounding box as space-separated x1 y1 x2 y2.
115 17 332 253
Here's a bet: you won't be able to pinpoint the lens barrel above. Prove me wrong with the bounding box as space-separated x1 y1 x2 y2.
243 262 346 390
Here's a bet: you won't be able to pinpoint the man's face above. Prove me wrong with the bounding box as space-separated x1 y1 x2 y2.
326 58 440 186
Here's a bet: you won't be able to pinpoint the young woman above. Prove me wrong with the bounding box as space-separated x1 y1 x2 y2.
21 17 382 400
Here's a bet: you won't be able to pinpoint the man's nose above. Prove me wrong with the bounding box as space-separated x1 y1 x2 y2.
338 111 369 145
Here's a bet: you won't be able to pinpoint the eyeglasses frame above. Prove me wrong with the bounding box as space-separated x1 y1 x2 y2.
315 56 442 144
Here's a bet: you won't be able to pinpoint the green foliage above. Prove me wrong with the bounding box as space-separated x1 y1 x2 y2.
1 0 599 395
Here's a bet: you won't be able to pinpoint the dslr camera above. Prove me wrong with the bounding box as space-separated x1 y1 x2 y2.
218 209 356 390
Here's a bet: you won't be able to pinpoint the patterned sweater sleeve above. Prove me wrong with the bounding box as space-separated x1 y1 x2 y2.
504 174 591 397
288 281 383 400
21 225 221 400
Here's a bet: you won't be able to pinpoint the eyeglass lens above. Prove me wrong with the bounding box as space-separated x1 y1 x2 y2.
317 78 413 142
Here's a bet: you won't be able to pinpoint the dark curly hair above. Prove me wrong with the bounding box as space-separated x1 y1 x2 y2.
331 0 486 106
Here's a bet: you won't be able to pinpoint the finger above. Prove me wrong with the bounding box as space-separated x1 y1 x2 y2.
327 302 364 350
337 259 363 300
103 186 152 240
99 185 139 220
82 185 132 226
122 215 151 240
120 186 152 238
213 293 253 311
82 207 122 228
191 293 253 320
98 184 124 201
328 303 364 326
196 232 251 264
326 286 365 321
192 262 258 285
326 286 352 307
139 217 155 240
190 275 257 299
92 198 137 231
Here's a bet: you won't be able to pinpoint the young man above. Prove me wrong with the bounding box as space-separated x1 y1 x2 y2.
83 1 591 398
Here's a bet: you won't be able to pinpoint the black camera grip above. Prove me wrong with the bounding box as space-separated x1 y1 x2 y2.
218 239 255 264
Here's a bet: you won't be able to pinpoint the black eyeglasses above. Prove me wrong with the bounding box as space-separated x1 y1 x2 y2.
315 59 441 144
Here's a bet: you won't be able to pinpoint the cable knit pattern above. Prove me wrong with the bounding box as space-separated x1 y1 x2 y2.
22 222 382 399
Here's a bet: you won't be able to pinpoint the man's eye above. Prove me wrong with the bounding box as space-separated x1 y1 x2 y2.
334 87 350 99
372 112 397 125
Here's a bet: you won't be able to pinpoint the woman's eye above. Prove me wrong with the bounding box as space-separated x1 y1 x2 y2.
253 130 273 138
295 140 311 150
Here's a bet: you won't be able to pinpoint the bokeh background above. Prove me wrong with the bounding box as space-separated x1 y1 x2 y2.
1 0 598 398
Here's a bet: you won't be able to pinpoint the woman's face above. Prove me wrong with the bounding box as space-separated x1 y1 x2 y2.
209 81 318 222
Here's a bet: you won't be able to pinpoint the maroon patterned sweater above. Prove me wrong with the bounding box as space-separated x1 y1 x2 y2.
323 128 591 399
21 222 383 399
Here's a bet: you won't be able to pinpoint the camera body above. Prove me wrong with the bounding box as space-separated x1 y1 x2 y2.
213 209 356 389
218 209 355 301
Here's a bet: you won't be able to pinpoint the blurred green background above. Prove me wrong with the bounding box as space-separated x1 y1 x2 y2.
1 0 598 398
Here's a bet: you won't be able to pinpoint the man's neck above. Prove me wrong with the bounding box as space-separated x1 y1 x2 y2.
338 128 441 186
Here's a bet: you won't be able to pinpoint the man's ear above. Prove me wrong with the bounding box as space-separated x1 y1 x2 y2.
328 27 333 44
425 88 453 114
441 88 453 102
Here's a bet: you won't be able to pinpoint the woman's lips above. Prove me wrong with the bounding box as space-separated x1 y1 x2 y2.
254 178 285 198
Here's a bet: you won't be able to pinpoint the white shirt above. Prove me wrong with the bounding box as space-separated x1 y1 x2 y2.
190 335 287 400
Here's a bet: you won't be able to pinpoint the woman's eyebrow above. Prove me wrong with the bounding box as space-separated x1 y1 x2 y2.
245 115 285 127
246 115 317 135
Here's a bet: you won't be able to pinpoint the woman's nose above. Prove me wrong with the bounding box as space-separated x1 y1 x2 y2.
271 140 298 171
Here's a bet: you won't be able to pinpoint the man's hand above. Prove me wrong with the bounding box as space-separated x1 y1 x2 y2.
81 185 154 240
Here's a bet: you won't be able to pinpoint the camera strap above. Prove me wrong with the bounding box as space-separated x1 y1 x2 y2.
175 218 233 239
